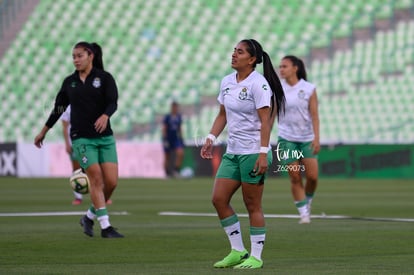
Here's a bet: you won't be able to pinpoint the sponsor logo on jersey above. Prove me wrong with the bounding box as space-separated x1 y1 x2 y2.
92 77 101 88
238 87 248 100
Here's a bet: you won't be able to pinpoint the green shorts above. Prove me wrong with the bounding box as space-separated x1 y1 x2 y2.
216 152 273 184
72 136 118 169
277 137 317 165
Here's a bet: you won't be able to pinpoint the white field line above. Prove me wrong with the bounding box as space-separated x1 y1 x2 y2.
0 211 129 217
158 211 414 223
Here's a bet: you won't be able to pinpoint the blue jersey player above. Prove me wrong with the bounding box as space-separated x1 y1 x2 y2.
162 101 185 177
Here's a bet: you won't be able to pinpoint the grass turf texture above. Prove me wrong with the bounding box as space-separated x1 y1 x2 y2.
0 177 413 274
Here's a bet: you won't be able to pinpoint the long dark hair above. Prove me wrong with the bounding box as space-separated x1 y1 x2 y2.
282 55 307 81
74 41 104 70
242 39 285 117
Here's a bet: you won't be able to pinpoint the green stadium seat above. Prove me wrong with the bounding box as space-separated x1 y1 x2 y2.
0 0 412 144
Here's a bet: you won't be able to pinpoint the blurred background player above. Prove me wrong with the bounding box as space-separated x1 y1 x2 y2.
61 105 83 205
162 101 185 178
277 55 320 224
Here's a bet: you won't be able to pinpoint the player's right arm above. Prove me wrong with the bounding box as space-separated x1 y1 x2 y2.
200 104 226 159
34 125 50 148
35 78 69 148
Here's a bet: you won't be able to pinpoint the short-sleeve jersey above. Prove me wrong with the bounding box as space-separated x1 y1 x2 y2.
60 105 71 123
218 71 272 154
60 105 72 145
278 79 316 142
163 113 182 141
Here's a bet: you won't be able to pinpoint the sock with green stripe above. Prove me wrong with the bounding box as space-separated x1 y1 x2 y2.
96 207 111 230
250 227 266 260
220 214 245 252
306 192 314 205
86 205 96 220
295 199 309 217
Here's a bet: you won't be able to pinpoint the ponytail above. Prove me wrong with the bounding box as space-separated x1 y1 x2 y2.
90 42 104 70
243 39 285 117
262 51 285 117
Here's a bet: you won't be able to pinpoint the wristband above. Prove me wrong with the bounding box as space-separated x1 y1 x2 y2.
260 146 269 154
206 133 216 142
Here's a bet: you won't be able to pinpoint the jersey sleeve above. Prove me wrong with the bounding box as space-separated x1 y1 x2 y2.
45 78 70 128
60 105 70 122
103 72 118 117
217 79 225 105
252 78 272 109
163 115 170 129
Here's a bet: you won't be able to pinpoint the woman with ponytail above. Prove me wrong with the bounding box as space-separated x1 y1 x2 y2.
200 39 285 269
34 41 123 238
277 55 320 224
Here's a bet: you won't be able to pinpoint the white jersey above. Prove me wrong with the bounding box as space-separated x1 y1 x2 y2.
60 105 71 144
278 79 316 142
218 71 272 154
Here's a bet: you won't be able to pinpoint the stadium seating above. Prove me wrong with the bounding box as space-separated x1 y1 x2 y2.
0 0 412 144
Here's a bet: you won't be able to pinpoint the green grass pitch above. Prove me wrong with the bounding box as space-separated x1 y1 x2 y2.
0 177 413 274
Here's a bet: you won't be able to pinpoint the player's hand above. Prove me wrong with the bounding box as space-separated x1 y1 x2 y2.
95 114 109 133
311 139 320 155
34 133 45 148
253 154 268 175
200 138 214 159
66 144 73 154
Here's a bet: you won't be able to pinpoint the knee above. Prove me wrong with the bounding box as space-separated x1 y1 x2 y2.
88 173 104 188
105 178 118 189
290 175 302 185
211 195 226 209
307 176 318 185
244 199 261 214
211 196 220 208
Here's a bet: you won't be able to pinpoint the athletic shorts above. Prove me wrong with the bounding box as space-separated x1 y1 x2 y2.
276 137 317 165
72 135 118 169
216 152 273 184
163 138 184 152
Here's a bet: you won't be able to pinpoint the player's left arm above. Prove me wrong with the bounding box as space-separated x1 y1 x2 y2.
96 73 118 133
309 89 320 154
255 106 271 175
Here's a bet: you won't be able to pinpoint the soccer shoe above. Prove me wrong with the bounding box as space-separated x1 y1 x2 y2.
101 226 124 238
213 249 249 268
72 198 82 205
80 215 94 237
299 215 311 224
233 256 263 269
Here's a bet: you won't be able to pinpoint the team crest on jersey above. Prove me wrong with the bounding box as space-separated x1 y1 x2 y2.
92 77 101 88
298 90 305 99
239 87 248 100
71 81 77 88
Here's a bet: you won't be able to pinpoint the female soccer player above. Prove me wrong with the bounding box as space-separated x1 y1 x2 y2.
278 55 320 224
34 42 123 238
61 105 83 205
200 39 285 269
162 101 185 178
